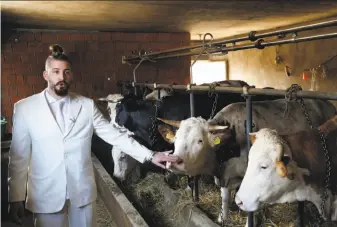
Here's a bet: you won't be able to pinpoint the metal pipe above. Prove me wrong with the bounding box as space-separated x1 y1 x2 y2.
245 96 254 227
297 202 305 227
125 83 337 100
262 33 337 46
145 32 337 60
123 19 337 62
190 91 198 201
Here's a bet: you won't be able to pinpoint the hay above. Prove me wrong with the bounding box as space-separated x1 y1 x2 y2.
122 172 170 226
118 172 337 227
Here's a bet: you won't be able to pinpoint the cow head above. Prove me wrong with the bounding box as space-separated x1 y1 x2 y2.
235 128 310 212
112 147 141 183
157 117 230 176
98 94 124 123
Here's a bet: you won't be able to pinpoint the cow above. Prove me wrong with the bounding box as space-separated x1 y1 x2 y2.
235 115 337 222
94 81 278 184
115 81 280 151
93 94 141 183
157 98 336 225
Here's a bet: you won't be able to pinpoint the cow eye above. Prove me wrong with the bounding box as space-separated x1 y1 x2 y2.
261 165 268 169
198 139 203 144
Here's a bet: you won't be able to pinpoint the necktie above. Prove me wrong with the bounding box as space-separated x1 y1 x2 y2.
57 100 66 133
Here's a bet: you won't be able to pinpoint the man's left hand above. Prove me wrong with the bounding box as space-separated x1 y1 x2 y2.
151 151 181 169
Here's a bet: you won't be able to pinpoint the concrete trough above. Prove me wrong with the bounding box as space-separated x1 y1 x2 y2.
92 153 221 227
92 154 149 227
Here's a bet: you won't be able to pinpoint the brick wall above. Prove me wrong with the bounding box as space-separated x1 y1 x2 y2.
1 30 191 133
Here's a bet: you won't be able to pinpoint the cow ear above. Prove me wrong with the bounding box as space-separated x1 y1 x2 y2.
158 124 176 143
283 158 310 180
208 128 232 148
249 132 257 144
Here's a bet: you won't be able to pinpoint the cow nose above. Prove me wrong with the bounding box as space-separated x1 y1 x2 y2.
166 161 172 169
235 195 243 207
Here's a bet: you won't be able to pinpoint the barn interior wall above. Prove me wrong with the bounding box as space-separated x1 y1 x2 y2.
1 29 191 133
227 26 337 108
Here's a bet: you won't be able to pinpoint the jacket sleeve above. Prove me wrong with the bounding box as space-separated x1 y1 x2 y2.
8 103 32 202
92 100 154 163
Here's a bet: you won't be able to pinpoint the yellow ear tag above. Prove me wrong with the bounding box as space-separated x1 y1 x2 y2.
166 132 174 140
213 137 221 145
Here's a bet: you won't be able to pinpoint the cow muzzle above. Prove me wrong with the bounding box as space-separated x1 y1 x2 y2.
166 159 185 173
235 194 259 212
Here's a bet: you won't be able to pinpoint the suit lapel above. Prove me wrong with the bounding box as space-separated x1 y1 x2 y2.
64 93 82 138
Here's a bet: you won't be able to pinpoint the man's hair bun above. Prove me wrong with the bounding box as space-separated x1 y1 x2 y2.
49 44 64 58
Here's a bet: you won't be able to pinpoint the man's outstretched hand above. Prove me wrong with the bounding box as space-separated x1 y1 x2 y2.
151 151 181 169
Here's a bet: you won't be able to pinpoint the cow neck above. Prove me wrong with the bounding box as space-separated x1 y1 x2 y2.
281 130 337 195
212 131 240 179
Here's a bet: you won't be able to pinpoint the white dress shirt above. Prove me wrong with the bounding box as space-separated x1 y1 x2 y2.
44 90 70 199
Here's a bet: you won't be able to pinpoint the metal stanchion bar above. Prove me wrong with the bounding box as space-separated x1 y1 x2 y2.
245 96 254 227
123 19 337 62
123 83 337 100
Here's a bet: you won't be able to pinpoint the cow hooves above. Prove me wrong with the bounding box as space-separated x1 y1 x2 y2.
214 177 220 186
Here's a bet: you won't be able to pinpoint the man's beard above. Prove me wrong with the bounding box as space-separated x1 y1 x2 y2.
54 81 70 96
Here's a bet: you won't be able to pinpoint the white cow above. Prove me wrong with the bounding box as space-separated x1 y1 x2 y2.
157 99 336 225
235 115 337 222
98 94 141 182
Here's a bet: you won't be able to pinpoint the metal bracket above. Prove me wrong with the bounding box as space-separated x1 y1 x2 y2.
241 85 251 99
187 83 192 91
255 39 265 50
248 31 257 41
122 56 127 64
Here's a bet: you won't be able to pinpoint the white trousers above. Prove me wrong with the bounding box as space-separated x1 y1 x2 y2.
33 199 97 227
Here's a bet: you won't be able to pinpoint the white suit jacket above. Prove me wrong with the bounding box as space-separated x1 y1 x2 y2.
8 90 154 213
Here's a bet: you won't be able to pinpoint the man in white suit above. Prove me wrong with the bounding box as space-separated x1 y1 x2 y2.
7 44 180 227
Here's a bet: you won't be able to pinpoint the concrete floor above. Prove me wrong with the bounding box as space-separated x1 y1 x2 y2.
1 195 117 227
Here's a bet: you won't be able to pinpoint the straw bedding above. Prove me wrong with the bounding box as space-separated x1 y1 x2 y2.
117 172 337 227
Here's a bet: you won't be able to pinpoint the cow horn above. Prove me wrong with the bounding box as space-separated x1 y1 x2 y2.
157 118 181 128
208 125 228 131
275 143 287 178
98 98 107 102
144 92 155 100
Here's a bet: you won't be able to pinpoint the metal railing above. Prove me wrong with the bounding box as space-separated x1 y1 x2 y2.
122 19 337 63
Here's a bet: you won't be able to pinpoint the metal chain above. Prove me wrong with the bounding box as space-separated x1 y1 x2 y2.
283 84 303 119
149 100 161 146
284 84 331 226
217 162 225 227
208 82 218 120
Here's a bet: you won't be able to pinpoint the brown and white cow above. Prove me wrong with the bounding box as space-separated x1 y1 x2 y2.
235 115 337 222
158 99 336 224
